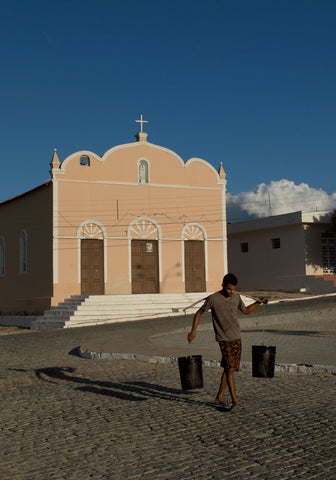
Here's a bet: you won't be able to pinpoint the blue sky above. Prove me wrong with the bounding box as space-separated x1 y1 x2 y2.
1 0 336 220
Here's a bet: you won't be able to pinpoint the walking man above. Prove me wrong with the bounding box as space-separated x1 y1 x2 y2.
187 273 268 411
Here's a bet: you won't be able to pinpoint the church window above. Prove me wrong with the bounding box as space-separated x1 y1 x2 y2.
138 159 149 184
272 238 281 249
80 156 90 166
20 230 27 273
240 242 248 253
0 237 5 276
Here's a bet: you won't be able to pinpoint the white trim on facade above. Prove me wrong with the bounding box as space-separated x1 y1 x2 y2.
185 157 224 184
221 186 228 274
56 235 224 243
55 178 223 191
53 180 59 283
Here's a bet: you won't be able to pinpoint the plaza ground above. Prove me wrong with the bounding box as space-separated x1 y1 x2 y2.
1 296 336 479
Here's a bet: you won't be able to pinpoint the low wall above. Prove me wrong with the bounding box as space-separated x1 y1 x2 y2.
305 276 336 294
239 304 336 327
0 316 36 328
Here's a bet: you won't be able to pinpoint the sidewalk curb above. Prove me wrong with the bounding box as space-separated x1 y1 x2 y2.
79 348 336 375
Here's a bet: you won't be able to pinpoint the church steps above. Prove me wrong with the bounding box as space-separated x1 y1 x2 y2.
62 312 187 328
45 307 188 316
69 310 191 321
48 301 201 312
67 293 206 303
32 308 197 329
31 292 208 329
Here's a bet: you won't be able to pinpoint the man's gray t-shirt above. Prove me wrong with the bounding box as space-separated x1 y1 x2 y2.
201 291 245 342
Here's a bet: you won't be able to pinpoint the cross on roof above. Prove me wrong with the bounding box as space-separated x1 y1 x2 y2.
135 114 148 133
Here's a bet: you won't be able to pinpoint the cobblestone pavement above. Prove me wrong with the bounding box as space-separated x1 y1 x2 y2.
1 328 336 480
80 296 336 368
148 317 336 366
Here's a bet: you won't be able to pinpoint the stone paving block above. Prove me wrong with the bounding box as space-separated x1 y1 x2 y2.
1 328 335 479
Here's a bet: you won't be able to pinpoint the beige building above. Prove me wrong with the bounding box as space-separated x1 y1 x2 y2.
227 211 336 293
0 120 228 314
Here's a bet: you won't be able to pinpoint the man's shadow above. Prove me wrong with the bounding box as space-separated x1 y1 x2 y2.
22 346 231 411
33 364 225 410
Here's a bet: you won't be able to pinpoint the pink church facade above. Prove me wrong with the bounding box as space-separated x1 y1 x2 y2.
0 125 228 314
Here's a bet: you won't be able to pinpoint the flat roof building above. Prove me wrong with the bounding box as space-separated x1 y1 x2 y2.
228 211 336 293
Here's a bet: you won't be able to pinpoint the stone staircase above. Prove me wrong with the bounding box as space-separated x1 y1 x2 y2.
31 292 209 329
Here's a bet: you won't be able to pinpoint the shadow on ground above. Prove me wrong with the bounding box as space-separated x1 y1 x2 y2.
32 365 229 412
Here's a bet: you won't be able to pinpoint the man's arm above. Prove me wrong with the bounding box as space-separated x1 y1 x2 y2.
187 308 203 343
240 297 268 315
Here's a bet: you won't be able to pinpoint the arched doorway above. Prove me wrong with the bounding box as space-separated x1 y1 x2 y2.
183 224 206 292
128 218 160 294
78 222 105 295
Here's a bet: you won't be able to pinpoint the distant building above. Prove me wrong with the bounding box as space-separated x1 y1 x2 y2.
227 211 336 293
0 118 228 314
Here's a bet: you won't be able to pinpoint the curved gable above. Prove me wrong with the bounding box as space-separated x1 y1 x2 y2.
57 141 223 187
59 150 102 176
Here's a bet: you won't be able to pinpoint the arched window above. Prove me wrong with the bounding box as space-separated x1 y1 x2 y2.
20 230 27 274
138 159 149 184
0 236 4 276
80 156 90 166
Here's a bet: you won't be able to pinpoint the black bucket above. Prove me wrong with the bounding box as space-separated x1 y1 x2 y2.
252 345 276 378
178 355 203 390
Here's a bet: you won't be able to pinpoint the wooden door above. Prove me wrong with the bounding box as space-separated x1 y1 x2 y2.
131 240 159 294
81 239 104 295
184 240 206 292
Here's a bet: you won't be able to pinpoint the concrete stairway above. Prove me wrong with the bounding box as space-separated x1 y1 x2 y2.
31 292 209 329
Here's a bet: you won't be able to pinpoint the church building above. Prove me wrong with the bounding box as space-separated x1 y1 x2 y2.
0 117 228 314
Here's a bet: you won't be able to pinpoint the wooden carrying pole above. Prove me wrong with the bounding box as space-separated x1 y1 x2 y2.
236 291 261 302
183 291 262 311
182 296 207 312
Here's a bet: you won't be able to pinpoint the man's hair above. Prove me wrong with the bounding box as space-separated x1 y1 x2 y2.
223 273 238 286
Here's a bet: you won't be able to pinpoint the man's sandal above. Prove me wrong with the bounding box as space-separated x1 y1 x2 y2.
215 399 232 407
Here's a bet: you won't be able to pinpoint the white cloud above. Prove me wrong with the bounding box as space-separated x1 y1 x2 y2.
227 179 336 222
